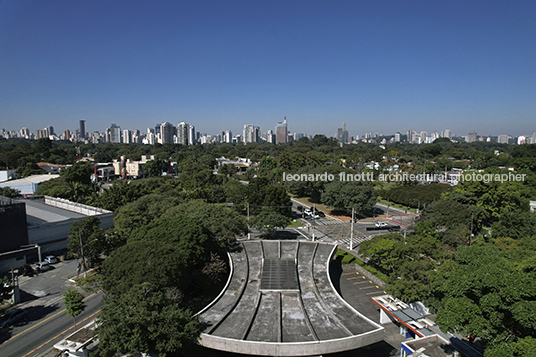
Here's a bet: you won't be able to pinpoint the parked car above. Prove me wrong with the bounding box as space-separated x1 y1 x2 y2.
45 255 58 264
0 309 26 329
34 261 51 272
21 264 35 277
375 221 389 228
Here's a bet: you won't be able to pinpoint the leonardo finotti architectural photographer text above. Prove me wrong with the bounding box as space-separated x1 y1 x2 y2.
282 171 527 183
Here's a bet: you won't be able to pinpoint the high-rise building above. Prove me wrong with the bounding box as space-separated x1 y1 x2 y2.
407 129 420 144
275 117 288 144
177 122 189 145
225 130 232 143
144 128 155 145
337 122 349 144
420 131 428 143
43 126 54 137
106 124 122 143
266 129 275 144
19 127 30 139
466 132 477 143
188 125 196 145
79 120 86 139
394 132 401 142
160 122 174 144
123 129 132 144
243 124 260 144
131 130 141 144
497 135 508 144
442 129 451 139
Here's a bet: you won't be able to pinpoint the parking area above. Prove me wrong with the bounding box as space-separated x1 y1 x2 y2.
335 270 386 323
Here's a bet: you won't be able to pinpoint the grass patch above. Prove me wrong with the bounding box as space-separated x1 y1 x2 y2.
294 197 343 216
287 219 303 228
336 249 389 283
377 198 417 214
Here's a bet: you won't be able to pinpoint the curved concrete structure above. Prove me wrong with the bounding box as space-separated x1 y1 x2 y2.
198 240 384 356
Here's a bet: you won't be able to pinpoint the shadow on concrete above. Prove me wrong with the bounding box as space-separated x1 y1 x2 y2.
18 289 40 303
0 304 58 343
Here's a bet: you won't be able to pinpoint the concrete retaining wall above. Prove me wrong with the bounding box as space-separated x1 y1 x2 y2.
199 329 384 356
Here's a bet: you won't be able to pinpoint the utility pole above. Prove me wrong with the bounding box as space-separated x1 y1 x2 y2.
312 203 316 242
350 208 355 250
247 203 250 240
79 231 86 278
470 212 474 246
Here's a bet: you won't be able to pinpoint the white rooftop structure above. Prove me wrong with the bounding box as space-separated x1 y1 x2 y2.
0 174 59 196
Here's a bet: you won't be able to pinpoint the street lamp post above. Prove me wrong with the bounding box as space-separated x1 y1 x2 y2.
350 208 355 250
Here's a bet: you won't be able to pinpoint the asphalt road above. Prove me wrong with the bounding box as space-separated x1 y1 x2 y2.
0 259 103 357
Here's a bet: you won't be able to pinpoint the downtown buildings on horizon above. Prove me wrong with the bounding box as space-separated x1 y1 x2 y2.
1 118 536 146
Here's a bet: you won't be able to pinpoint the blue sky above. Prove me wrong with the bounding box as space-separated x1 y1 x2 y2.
0 0 535 138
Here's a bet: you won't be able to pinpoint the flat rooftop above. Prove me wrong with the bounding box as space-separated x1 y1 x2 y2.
19 198 86 226
0 174 59 185
198 240 384 356
15 196 111 226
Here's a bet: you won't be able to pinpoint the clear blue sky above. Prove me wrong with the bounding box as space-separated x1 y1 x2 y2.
1 0 535 138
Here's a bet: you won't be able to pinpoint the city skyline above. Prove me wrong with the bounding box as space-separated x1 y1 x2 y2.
1 1 535 136
5 118 536 146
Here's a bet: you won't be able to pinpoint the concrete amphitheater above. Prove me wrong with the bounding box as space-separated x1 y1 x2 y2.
197 240 384 356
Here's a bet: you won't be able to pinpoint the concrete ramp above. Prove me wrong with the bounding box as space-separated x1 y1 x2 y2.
198 240 384 356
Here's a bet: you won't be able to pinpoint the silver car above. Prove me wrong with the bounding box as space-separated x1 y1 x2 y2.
45 255 58 264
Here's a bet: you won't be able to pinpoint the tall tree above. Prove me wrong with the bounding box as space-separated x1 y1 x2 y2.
321 180 377 213
429 245 536 351
63 288 85 330
68 216 106 267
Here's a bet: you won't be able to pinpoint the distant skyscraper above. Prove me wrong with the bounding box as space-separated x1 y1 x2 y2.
79 120 86 139
441 129 451 139
160 122 174 144
266 129 276 144
123 129 132 144
497 135 509 144
420 131 427 143
466 132 477 143
275 117 288 144
143 128 155 145
44 126 54 137
337 122 349 144
394 132 401 142
19 127 30 139
243 124 260 144
107 124 121 143
188 125 196 145
225 130 232 143
177 122 189 145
